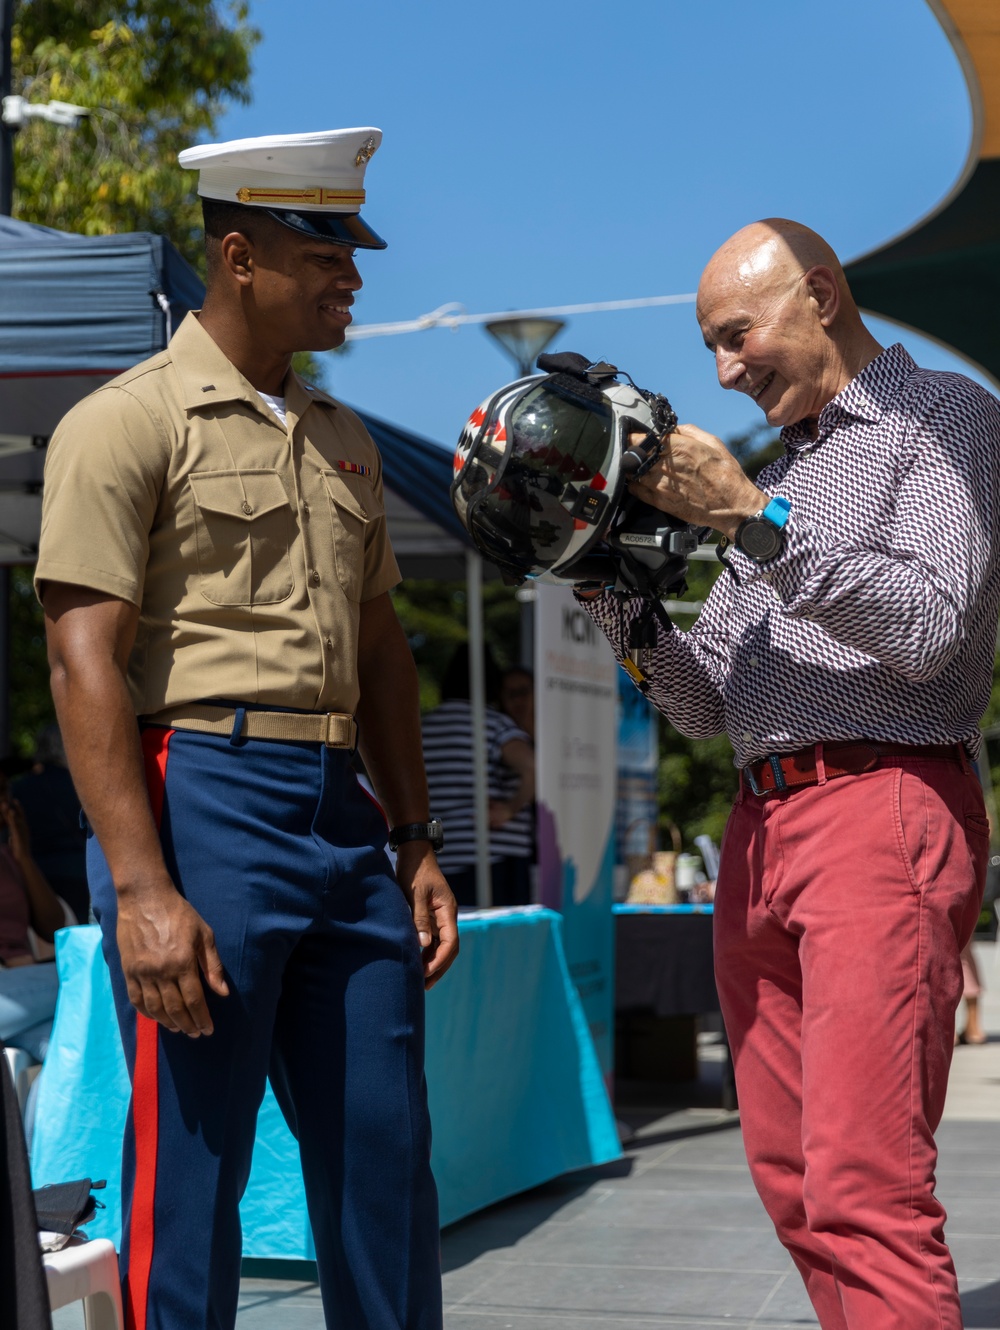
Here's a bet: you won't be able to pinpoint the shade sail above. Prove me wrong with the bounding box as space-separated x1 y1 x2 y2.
0 217 470 571
844 0 1000 386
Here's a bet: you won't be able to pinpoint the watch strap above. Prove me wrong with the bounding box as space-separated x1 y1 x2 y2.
388 820 444 851
761 495 791 528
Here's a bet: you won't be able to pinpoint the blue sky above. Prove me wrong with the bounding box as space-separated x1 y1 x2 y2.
215 0 988 452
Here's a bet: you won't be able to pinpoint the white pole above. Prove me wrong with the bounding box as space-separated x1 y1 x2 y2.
466 550 492 908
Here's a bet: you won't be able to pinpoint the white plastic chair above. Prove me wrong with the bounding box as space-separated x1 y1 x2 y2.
43 1236 124 1330
3 1043 37 1115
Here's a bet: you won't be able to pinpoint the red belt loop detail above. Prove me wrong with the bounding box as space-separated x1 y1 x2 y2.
814 742 827 786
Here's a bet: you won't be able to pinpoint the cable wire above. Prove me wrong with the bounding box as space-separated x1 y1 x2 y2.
344 292 697 341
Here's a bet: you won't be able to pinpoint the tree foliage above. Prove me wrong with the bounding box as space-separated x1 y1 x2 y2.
11 0 258 268
391 579 522 714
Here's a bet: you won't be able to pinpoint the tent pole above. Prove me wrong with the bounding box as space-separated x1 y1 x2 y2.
466 550 491 908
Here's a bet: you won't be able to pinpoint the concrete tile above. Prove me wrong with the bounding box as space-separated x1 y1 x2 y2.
614 1163 758 1195
660 1134 754 1168
951 1234 1000 1280
936 1124 1000 1153
752 1268 821 1324
459 1261 781 1319
232 1278 325 1329
938 1167 1000 1197
575 1186 775 1231
938 1195 1000 1235
960 1276 1000 1330
442 1259 512 1306
444 1317 742 1330
502 1219 789 1273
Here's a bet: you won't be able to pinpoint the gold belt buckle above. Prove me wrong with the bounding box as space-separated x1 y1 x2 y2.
324 713 354 748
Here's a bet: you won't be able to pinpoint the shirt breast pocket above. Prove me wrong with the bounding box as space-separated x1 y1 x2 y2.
189 469 294 606
320 469 381 602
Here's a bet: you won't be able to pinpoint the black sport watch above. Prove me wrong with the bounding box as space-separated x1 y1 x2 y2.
388 820 445 853
734 496 791 564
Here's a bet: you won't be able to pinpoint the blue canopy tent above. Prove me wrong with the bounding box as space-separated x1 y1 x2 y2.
0 215 471 572
0 217 203 560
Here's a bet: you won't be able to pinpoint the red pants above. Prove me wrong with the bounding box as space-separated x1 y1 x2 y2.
714 751 989 1330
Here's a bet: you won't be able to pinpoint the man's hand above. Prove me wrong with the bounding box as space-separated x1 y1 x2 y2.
394 843 458 990
628 424 768 540
116 880 229 1036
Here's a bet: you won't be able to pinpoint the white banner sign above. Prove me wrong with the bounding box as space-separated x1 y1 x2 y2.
535 583 618 1075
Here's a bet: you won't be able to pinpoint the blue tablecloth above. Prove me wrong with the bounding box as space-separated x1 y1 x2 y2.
30 907 619 1254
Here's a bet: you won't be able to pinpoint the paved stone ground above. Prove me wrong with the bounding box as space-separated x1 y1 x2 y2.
51 941 1000 1328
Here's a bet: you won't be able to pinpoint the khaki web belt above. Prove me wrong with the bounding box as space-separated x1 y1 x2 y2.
145 705 357 749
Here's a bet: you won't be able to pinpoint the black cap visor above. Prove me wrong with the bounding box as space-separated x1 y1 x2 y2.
264 207 387 250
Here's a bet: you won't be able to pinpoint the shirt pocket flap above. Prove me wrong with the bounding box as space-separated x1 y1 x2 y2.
320 469 381 524
189 469 290 520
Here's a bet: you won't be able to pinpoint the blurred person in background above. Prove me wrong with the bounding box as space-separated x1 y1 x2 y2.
12 724 88 923
423 647 534 907
0 770 71 1062
499 666 535 742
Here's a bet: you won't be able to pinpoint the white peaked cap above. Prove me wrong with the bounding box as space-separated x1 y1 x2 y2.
178 127 387 249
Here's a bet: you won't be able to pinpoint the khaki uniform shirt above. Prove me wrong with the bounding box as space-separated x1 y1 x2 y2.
35 313 400 717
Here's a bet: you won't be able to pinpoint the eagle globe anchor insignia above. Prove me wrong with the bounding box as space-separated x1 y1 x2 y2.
449 352 712 689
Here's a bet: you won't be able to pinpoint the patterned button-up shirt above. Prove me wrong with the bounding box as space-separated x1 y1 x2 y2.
581 344 1000 767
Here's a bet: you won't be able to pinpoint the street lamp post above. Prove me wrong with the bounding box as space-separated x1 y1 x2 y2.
483 315 565 379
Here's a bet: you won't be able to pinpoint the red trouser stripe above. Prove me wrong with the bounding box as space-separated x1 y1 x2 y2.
125 727 175 1330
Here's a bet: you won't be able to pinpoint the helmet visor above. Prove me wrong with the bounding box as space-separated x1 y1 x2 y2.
458 378 615 576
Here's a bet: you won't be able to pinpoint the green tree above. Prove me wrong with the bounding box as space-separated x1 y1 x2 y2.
391 578 522 714
11 0 258 269
6 1 259 754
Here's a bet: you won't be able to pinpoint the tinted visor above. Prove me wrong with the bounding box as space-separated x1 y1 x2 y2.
458 378 615 577
265 207 387 249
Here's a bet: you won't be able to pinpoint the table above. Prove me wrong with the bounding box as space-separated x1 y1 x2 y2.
30 908 620 1257
613 904 734 1105
613 904 718 1016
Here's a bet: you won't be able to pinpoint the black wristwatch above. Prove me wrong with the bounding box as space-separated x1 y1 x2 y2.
388 820 444 853
734 496 791 564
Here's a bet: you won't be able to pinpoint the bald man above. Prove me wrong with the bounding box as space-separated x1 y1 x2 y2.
579 219 1000 1330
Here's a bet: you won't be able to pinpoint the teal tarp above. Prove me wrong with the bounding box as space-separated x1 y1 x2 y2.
31 909 620 1251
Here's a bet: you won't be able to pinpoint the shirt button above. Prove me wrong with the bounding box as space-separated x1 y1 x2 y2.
309 570 321 587
241 501 253 516
325 636 333 649
302 502 310 518
359 507 368 519
742 731 753 743
749 656 759 668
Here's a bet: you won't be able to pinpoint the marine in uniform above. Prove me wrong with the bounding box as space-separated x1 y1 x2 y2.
36 128 457 1330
